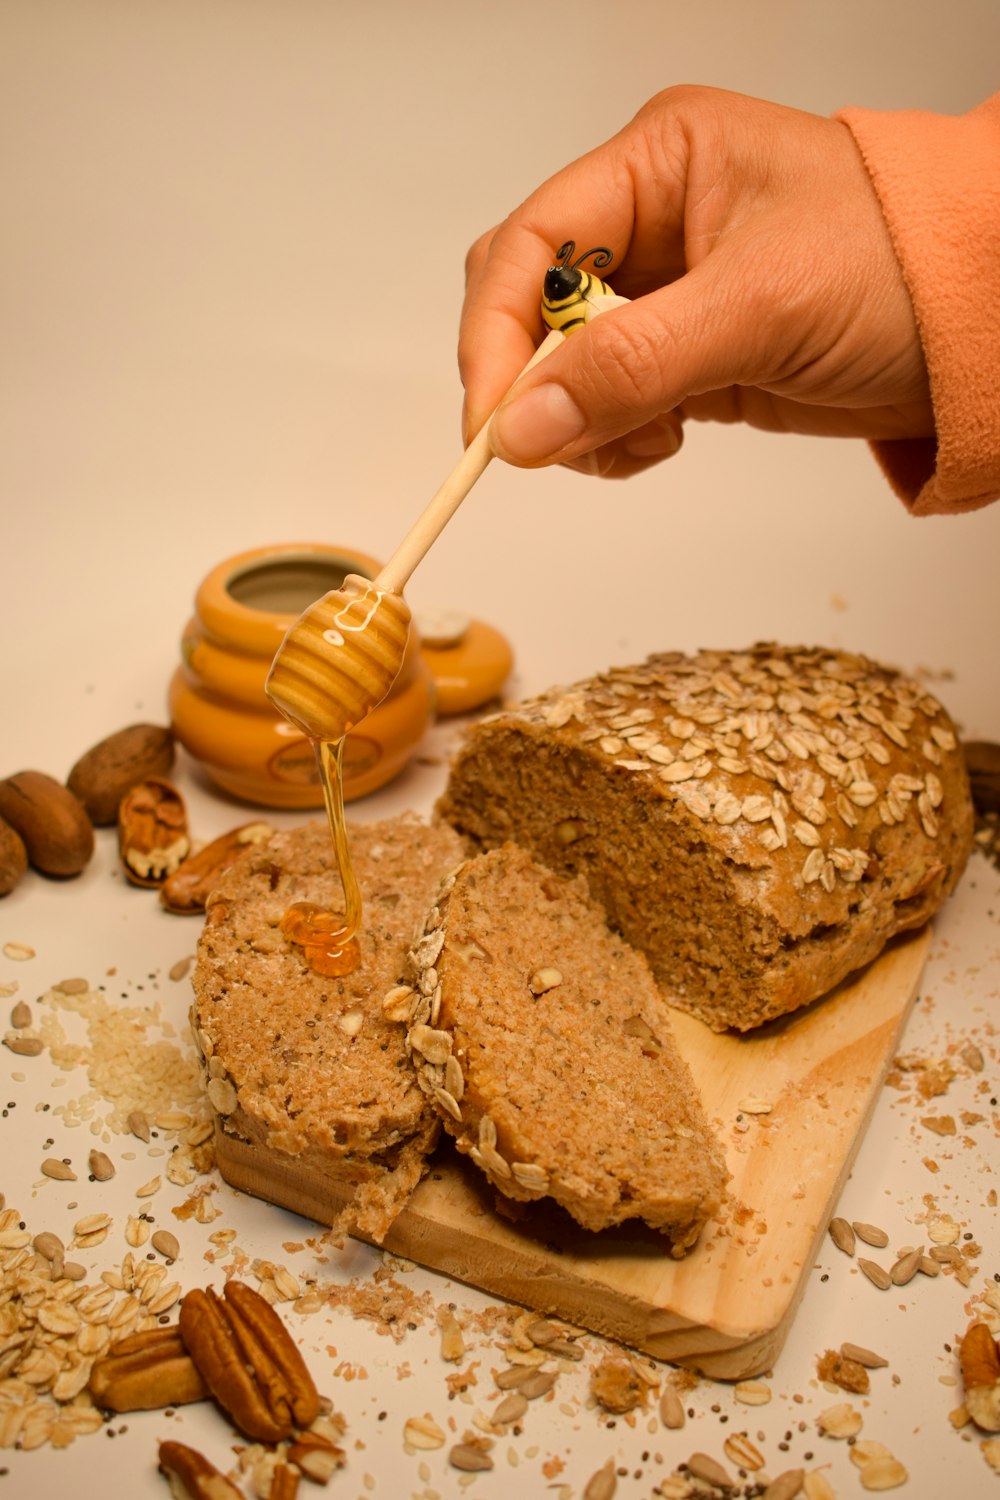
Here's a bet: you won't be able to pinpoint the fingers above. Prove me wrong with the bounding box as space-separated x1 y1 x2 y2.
487 250 771 467
458 128 664 444
560 413 685 480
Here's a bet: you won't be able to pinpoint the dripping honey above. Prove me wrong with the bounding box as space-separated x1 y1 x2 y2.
280 737 361 977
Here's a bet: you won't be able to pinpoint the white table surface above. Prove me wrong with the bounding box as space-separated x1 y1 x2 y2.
2 3 999 1496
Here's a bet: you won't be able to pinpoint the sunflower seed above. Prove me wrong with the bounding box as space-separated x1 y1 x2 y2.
583 1459 617 1500
763 1472 806 1500
687 1453 732 1487
889 1248 922 1285
32 1231 65 1262
493 1392 528 1426
827 1218 857 1254
841 1343 888 1368
88 1149 115 1181
517 1369 558 1400
852 1221 889 1248
4 1036 44 1056
858 1258 891 1290
41 1158 77 1181
659 1386 686 1428
448 1443 493 1472
149 1224 179 1260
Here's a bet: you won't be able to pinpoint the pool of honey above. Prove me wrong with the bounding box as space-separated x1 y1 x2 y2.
280 737 361 977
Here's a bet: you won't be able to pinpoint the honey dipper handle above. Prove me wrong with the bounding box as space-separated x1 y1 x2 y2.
373 327 565 597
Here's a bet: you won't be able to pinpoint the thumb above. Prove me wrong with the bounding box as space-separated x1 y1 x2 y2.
488 255 770 467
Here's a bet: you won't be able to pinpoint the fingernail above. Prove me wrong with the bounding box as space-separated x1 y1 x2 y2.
491 383 586 463
624 425 682 459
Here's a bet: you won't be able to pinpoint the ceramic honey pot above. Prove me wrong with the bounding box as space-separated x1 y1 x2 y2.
168 543 435 808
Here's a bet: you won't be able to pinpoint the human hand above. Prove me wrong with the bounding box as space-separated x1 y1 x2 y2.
459 85 933 478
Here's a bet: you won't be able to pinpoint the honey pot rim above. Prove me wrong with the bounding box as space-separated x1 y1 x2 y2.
194 542 386 657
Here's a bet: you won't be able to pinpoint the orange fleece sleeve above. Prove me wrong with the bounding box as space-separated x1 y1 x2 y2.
835 94 1000 516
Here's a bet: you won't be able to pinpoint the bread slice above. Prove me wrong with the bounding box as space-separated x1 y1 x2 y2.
399 844 728 1252
191 815 467 1240
436 644 974 1032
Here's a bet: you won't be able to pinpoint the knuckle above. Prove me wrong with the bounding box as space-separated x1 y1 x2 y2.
463 228 497 286
577 315 675 419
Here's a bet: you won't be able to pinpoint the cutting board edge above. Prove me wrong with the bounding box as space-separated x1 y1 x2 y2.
215 1124 788 1376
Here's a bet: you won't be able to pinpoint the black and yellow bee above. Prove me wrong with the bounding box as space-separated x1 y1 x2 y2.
541 241 615 335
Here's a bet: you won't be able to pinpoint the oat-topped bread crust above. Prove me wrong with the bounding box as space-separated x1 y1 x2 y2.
400 845 728 1251
436 644 974 1032
191 815 467 1239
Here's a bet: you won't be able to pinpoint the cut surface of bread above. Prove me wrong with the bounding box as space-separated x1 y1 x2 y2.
436 644 974 1032
402 844 728 1252
191 815 467 1240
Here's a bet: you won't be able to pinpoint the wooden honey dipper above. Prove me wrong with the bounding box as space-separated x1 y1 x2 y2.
264 242 626 743
264 244 625 980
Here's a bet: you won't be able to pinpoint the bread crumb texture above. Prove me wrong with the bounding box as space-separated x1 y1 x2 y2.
437 644 974 1031
404 843 727 1250
191 814 466 1240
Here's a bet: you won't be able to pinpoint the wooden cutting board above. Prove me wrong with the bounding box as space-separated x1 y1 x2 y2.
216 926 930 1379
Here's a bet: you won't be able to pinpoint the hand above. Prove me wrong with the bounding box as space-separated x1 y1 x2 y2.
459 85 933 478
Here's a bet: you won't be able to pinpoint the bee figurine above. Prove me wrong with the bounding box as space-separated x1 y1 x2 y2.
541 241 616 335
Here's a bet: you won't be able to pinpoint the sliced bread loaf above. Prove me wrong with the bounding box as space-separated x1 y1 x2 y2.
399 844 728 1252
436 644 974 1031
191 814 467 1240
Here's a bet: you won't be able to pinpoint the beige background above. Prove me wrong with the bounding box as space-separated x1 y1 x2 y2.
1 6 999 1497
3 0 1000 762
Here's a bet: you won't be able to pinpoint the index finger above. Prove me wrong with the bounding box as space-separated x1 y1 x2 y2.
457 141 641 442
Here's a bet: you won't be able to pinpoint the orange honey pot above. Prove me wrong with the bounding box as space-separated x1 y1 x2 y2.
168 543 512 808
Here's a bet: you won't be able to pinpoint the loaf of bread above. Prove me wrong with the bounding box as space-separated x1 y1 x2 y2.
398 844 727 1250
436 644 975 1032
190 815 467 1240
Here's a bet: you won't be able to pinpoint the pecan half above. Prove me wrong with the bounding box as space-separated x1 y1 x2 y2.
160 822 274 914
158 1440 243 1500
959 1320 1000 1431
118 777 190 887
88 1325 208 1412
178 1281 320 1442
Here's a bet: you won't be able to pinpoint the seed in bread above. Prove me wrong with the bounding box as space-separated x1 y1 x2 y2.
436 644 974 1032
191 815 467 1241
400 844 727 1250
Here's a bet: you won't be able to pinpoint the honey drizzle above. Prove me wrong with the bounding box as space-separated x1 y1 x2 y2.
280 737 361 977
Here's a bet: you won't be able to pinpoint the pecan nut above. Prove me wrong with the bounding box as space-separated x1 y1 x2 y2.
118 777 190 887
160 822 274 914
959 1320 1000 1431
67 722 176 826
158 1440 243 1500
178 1280 320 1442
88 1325 208 1412
0 771 94 878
